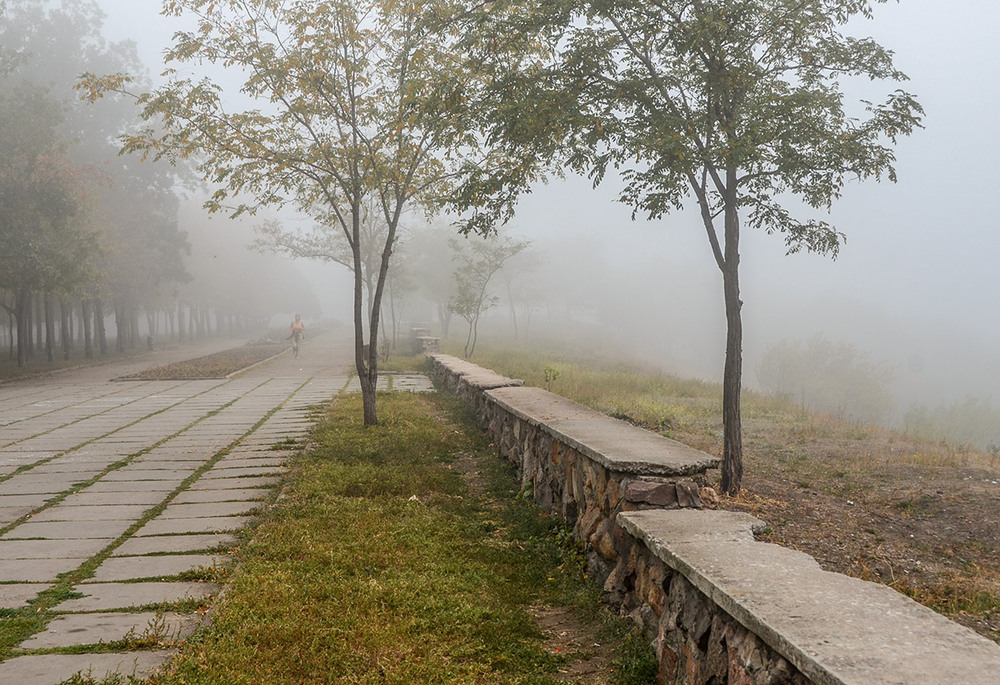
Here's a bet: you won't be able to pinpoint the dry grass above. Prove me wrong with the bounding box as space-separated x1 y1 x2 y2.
459 341 1000 644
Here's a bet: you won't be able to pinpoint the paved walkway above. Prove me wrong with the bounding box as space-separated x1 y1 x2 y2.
0 334 430 683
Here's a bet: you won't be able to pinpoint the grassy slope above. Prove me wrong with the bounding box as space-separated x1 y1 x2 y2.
457 341 1000 644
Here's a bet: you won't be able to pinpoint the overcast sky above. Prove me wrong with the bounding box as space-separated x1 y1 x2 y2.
93 0 1000 412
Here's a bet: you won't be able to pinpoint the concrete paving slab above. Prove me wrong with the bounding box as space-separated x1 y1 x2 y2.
0 494 58 507
112 533 237 556
27 462 106 474
102 469 194 481
390 374 434 392
61 491 166 506
188 475 280 490
136 516 254 536
83 479 180 493
159 501 262 518
0 452 59 462
0 478 82 495
57 581 221 611
19 611 199 649
132 460 209 470
201 465 286 479
3 519 132 540
0 539 108 560
0 651 172 685
89 554 227 582
0 557 87 581
234 448 296 459
214 457 287 468
173 488 267 503
29 504 151 522
0 506 34 523
55 452 129 463
0 583 47 608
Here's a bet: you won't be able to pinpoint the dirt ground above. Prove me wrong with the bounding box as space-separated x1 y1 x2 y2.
681 422 1000 643
530 605 614 683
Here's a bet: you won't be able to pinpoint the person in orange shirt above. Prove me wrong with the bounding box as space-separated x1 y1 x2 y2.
289 314 305 358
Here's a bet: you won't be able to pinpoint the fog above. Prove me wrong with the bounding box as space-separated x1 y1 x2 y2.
90 1 1000 438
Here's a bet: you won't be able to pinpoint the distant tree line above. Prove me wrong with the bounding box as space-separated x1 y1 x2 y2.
0 1 315 366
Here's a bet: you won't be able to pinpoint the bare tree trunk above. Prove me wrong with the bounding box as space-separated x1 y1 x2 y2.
60 297 72 360
719 181 744 496
82 299 93 359
94 298 108 355
506 281 518 340
15 289 29 367
388 286 398 349
351 205 378 425
469 313 482 358
437 303 451 338
44 293 54 362
33 293 43 355
114 301 127 352
130 308 140 348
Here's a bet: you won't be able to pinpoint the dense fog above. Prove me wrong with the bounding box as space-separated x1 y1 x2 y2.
63 1 1000 447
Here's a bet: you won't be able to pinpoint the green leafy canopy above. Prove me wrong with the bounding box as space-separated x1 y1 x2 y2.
454 0 923 258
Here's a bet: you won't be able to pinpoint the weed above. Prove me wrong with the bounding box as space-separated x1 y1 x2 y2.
58 670 146 685
543 364 561 391
610 629 659 685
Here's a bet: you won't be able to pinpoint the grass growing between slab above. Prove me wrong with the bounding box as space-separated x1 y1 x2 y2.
149 391 655 685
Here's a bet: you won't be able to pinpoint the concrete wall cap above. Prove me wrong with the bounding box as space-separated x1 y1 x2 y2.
430 354 524 389
486 386 719 477
618 509 1000 685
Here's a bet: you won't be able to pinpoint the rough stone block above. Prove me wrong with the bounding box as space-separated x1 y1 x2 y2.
699 486 720 510
675 481 701 508
626 481 679 507
590 519 619 563
575 505 603 542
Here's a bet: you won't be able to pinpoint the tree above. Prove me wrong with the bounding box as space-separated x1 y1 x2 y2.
253 196 398 333
497 246 542 340
406 225 461 338
81 0 481 425
3 0 190 355
0 82 94 365
448 232 528 358
454 0 922 494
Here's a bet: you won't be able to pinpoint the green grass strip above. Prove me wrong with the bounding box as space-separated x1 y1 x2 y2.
149 391 656 685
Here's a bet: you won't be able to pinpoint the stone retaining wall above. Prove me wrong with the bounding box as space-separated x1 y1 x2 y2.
429 354 1000 684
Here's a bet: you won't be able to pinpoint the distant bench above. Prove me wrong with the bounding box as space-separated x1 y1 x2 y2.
428 353 1000 684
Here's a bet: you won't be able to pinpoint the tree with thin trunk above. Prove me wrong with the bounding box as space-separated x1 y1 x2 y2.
448 233 528 358
253 196 399 335
454 0 922 494
81 0 482 425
